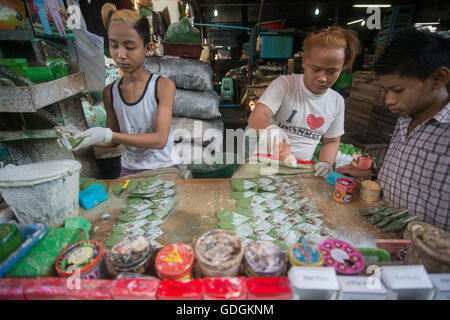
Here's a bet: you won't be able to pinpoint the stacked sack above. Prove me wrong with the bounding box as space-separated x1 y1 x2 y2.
144 56 223 164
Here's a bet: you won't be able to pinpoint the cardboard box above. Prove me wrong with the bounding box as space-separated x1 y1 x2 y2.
288 267 340 300
429 274 450 300
381 265 434 300
337 276 393 300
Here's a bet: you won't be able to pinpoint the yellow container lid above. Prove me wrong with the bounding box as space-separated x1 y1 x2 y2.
288 242 324 267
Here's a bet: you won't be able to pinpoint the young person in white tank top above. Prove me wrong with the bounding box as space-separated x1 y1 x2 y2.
72 4 179 177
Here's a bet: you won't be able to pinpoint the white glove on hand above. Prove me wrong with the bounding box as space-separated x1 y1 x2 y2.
259 124 289 155
72 127 113 151
314 161 332 178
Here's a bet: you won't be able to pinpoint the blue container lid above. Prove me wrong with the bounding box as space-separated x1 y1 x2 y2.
79 184 109 210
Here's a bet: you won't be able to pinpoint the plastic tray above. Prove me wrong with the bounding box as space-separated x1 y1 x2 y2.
0 223 47 278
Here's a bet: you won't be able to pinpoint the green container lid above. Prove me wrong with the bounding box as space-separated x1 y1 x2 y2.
47 59 68 79
0 58 28 77
0 224 23 263
24 66 54 83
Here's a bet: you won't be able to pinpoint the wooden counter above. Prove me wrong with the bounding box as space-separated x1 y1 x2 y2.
80 175 394 249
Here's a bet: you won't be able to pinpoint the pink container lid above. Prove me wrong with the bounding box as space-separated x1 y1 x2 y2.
318 239 365 275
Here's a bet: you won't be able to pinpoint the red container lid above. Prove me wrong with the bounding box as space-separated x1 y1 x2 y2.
157 279 203 300
67 279 113 300
55 240 103 277
203 277 247 300
24 277 69 300
155 244 194 279
111 279 160 299
0 278 29 300
247 277 293 299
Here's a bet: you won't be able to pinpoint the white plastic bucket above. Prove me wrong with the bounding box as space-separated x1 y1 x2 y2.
0 160 81 228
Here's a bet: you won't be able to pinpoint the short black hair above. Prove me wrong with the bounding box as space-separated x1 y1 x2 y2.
134 16 151 46
374 27 450 81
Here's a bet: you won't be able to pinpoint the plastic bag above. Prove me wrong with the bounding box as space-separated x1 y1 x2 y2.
173 89 221 120
172 117 224 143
164 17 201 44
145 56 213 91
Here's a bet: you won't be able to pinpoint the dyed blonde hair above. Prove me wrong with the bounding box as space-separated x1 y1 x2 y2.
303 27 361 70
101 3 150 45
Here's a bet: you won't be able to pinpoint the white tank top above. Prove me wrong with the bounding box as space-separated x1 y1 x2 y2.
111 74 179 170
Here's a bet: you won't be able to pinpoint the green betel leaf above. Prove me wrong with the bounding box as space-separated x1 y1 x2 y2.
68 136 86 149
234 207 254 219
236 198 253 209
217 220 235 230
117 214 135 223
273 239 289 251
112 183 125 197
217 210 234 221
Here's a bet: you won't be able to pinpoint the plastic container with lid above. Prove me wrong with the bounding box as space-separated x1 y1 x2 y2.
203 277 247 300
0 160 81 228
23 277 70 300
157 279 203 300
111 278 160 300
0 278 29 300
110 236 152 274
195 230 244 277
24 66 54 83
0 58 28 77
0 224 23 263
47 58 69 79
155 243 194 280
55 240 105 279
333 177 356 204
67 279 113 300
243 240 286 277
288 242 324 267
247 277 293 300
360 180 382 203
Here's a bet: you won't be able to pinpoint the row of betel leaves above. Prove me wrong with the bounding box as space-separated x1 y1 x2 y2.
359 203 417 233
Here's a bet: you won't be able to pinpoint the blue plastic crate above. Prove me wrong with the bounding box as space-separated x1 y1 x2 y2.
260 33 293 59
0 223 47 278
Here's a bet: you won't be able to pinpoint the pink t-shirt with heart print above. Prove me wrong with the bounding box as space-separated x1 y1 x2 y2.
258 74 345 161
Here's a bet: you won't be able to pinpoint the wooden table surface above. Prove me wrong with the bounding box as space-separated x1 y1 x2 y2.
80 175 395 249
